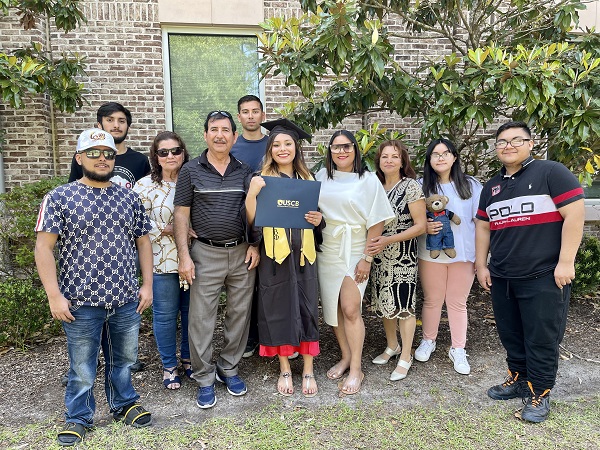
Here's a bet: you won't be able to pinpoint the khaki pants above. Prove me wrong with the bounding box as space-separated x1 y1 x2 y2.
188 240 256 386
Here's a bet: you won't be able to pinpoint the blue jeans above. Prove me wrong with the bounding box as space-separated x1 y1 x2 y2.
63 301 141 426
153 273 190 368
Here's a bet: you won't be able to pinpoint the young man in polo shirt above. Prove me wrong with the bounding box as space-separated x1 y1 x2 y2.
475 121 585 423
173 110 260 409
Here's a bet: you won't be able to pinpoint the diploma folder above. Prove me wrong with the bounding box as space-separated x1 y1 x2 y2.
255 176 321 229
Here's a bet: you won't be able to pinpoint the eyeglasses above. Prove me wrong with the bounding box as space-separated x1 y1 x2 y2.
208 110 232 119
156 147 184 157
330 143 355 154
79 148 116 160
430 150 453 160
494 137 531 149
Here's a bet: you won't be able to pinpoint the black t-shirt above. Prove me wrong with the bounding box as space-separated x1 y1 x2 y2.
476 158 584 279
68 148 151 189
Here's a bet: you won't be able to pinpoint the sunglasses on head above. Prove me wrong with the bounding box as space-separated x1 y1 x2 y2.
156 146 184 157
208 110 232 119
79 148 116 160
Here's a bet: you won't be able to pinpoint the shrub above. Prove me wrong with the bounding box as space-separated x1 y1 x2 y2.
0 176 67 279
573 235 600 298
0 278 62 348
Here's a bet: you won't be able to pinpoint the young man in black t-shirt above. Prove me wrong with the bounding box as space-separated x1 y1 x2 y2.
475 121 585 423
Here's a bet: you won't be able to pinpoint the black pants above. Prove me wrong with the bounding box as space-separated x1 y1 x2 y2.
491 272 570 392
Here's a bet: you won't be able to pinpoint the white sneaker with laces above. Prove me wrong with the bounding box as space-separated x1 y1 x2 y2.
449 347 471 375
414 339 436 362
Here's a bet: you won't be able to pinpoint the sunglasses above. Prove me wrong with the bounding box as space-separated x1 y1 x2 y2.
330 143 355 154
156 146 184 157
79 148 116 160
208 110 233 119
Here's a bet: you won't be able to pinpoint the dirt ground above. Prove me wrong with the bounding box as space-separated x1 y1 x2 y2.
0 287 598 429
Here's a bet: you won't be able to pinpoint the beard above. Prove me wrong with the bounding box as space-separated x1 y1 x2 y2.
82 165 114 182
100 124 129 144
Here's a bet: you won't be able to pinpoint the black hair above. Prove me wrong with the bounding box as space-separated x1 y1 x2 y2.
421 138 474 200
97 102 132 127
203 111 236 133
237 95 263 113
496 121 532 138
325 130 366 179
149 131 190 184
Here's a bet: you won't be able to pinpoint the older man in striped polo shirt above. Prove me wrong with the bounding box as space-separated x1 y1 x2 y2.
174 110 260 409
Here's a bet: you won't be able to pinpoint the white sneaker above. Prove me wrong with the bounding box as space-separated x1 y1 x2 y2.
414 339 436 362
449 347 471 375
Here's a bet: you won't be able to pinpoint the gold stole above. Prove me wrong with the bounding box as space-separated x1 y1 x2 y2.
261 171 317 266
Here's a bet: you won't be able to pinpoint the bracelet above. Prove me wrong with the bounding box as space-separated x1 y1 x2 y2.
361 253 373 263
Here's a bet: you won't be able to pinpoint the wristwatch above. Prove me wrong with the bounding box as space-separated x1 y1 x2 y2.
362 253 373 263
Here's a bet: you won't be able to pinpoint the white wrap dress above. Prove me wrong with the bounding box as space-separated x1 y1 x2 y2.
315 169 395 326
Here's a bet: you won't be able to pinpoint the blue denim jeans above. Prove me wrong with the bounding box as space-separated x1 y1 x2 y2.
63 301 141 426
152 273 190 368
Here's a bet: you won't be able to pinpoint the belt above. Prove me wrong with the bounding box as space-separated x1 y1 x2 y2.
197 236 245 248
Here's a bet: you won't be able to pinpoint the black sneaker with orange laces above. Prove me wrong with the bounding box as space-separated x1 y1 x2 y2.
487 369 529 400
520 381 551 423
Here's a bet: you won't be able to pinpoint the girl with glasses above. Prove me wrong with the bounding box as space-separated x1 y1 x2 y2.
415 138 483 375
315 130 394 395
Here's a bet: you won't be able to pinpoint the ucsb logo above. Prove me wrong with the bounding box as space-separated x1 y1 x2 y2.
489 201 534 219
277 199 300 208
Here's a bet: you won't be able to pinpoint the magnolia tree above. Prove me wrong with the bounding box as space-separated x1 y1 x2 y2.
0 0 86 113
258 0 600 183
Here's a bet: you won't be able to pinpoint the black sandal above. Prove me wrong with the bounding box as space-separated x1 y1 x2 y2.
57 422 88 447
181 359 193 378
113 403 152 428
163 367 181 389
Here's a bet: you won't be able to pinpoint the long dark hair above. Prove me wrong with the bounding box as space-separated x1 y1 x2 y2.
261 132 312 180
325 130 366 179
421 138 474 199
374 140 417 184
149 131 190 184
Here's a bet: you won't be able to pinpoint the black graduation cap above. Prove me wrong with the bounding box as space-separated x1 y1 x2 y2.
261 118 312 142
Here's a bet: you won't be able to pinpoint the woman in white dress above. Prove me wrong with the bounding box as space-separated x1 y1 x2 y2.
316 130 394 395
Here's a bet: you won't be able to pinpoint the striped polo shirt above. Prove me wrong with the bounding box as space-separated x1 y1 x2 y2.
476 157 584 279
174 150 252 242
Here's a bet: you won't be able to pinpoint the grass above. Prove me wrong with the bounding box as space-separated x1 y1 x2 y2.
1 396 599 450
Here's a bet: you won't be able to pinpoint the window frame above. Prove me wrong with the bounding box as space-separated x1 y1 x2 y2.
161 26 265 132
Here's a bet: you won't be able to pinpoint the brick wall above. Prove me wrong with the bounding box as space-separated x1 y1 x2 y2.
0 0 165 188
1 0 598 200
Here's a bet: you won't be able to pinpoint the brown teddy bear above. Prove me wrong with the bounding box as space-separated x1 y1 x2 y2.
425 194 461 259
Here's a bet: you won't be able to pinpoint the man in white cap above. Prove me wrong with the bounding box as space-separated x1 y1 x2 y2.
35 129 154 446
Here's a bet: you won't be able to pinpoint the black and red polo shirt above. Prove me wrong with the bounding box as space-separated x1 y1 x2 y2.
476 156 584 279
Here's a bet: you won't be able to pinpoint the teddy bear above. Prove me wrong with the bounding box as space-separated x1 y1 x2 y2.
425 194 461 259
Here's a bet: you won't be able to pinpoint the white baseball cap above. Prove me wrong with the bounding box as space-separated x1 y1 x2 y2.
76 128 117 153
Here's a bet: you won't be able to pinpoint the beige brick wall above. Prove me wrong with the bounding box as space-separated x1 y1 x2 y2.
0 0 166 187
1 0 599 190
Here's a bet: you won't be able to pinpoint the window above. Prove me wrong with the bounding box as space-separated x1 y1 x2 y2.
163 28 262 155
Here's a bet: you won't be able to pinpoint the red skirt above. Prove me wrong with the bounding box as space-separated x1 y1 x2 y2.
259 341 320 357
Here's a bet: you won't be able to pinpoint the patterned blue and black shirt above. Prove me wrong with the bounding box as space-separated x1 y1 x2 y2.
35 181 152 308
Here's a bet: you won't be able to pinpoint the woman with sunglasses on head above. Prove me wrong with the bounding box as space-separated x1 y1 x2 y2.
133 131 195 389
245 119 323 398
415 138 482 375
315 130 394 395
367 141 427 381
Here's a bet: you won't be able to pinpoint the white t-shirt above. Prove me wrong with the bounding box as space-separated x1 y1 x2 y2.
417 178 482 263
